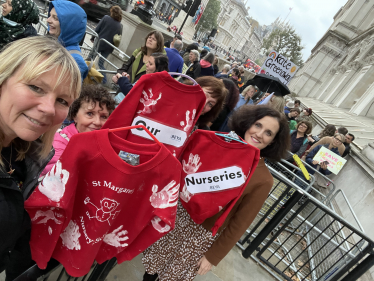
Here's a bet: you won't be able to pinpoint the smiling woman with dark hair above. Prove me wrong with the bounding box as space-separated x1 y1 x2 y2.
142 105 290 281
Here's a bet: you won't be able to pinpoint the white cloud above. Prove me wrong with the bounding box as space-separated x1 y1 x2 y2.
247 0 344 62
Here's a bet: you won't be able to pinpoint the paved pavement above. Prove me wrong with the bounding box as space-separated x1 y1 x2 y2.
298 97 374 149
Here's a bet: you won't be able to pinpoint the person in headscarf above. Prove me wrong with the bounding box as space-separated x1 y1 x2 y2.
0 0 39 49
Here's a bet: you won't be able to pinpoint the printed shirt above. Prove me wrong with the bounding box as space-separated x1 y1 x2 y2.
179 130 260 235
102 71 207 158
24 129 181 277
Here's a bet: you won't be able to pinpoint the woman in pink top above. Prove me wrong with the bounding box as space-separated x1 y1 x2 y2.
41 84 116 176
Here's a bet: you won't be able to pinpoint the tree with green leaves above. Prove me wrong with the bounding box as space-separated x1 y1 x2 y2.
195 0 220 33
262 26 304 67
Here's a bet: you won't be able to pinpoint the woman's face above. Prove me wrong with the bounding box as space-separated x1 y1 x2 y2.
297 123 308 134
2 0 12 16
47 8 61 37
74 101 109 133
201 87 217 115
245 88 255 99
0 65 73 146
146 56 156 74
331 135 343 148
189 52 195 63
244 116 280 150
146 34 158 51
290 111 299 118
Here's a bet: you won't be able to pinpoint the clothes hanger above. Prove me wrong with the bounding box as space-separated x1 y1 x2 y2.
168 72 198 85
215 131 248 145
109 125 163 147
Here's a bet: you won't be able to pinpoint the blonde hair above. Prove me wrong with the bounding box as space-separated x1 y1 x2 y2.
0 36 81 164
268 95 286 113
242 85 255 100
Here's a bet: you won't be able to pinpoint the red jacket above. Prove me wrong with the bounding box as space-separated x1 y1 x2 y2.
102 71 207 158
25 129 181 277
179 130 260 235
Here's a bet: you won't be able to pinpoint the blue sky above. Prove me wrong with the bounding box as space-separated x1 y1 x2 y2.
246 0 345 61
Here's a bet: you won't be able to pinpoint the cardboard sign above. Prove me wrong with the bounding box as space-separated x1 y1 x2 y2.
260 50 299 85
312 146 347 175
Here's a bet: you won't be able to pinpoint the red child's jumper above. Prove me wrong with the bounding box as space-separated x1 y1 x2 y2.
179 130 260 235
25 129 181 277
102 71 207 158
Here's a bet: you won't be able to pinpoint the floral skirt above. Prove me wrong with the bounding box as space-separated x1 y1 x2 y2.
142 202 219 281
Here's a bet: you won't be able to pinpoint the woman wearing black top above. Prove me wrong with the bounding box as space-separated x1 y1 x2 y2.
0 36 81 279
288 121 312 159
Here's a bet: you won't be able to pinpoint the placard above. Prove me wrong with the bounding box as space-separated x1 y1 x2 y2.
312 146 347 175
260 50 299 85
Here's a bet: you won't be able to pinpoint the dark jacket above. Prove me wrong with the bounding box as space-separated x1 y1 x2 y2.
0 141 54 270
199 64 214 77
185 60 201 79
213 64 219 75
117 76 134 96
95 15 122 54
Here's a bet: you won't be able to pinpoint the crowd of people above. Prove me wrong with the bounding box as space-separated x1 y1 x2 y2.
0 1 357 280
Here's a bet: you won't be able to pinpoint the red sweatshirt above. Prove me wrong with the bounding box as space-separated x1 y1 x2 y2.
102 71 207 158
179 130 260 235
25 129 181 277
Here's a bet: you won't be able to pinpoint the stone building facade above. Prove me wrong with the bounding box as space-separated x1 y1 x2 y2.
289 0 374 117
214 0 261 60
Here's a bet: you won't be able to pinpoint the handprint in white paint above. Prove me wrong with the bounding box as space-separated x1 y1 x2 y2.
180 109 196 132
137 88 162 114
60 220 81 250
180 184 192 203
149 180 179 209
103 225 129 248
182 153 202 174
31 209 63 224
84 197 120 226
151 216 171 233
39 160 69 202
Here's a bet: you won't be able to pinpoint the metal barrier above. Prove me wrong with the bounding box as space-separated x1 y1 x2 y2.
237 160 374 281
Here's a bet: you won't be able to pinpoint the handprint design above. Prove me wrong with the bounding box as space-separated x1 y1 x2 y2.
103 225 129 248
151 216 171 233
149 180 179 209
84 197 120 226
39 160 69 202
180 109 196 132
137 88 162 114
60 220 81 250
180 184 192 203
31 209 64 224
182 153 202 174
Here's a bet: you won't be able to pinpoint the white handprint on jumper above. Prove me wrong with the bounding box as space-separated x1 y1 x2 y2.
32 209 63 224
39 160 69 202
103 225 129 248
182 153 202 174
137 88 162 114
60 220 81 250
151 216 171 233
180 184 192 203
149 180 179 209
180 109 196 132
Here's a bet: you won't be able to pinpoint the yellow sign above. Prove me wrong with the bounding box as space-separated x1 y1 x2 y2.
312 146 347 175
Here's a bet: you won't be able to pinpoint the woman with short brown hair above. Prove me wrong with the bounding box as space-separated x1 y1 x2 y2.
117 31 166 83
